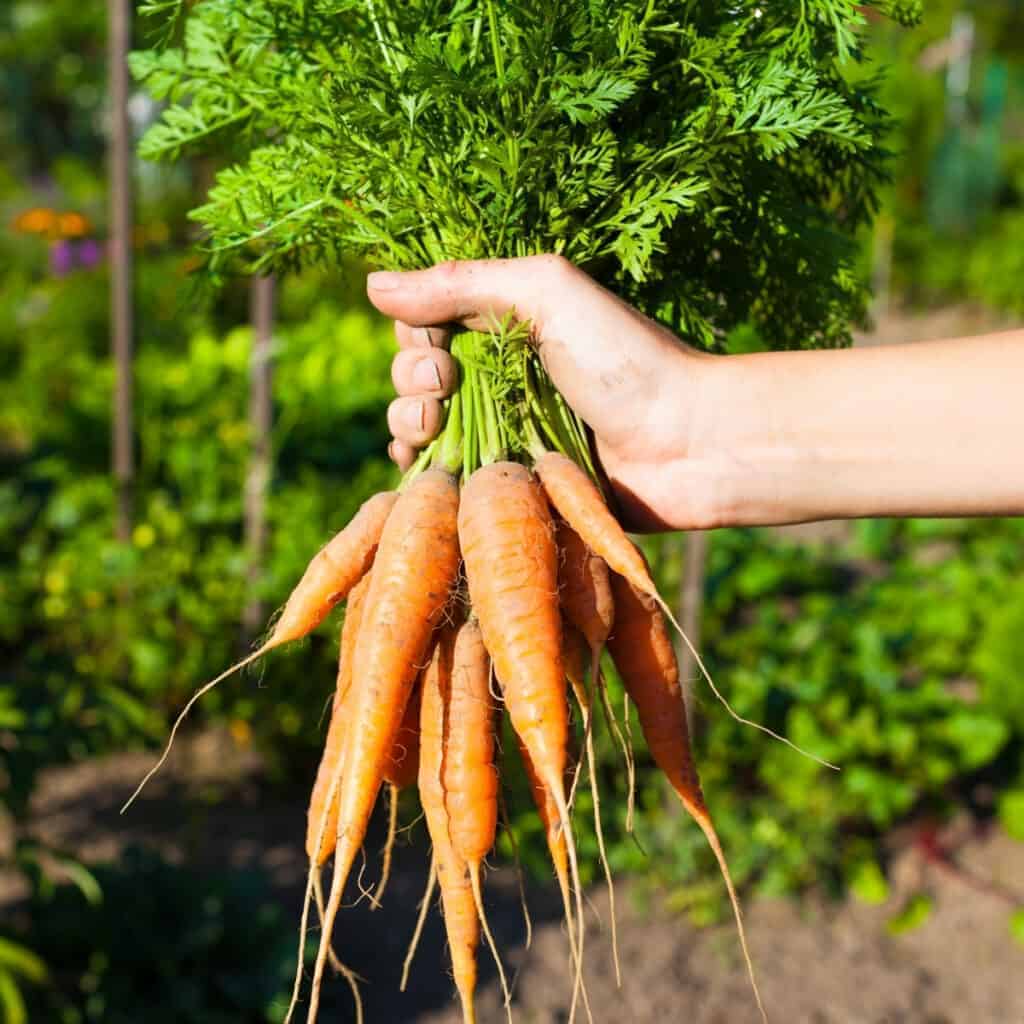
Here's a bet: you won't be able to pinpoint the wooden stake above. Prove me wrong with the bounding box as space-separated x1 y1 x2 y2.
108 0 134 542
244 275 275 638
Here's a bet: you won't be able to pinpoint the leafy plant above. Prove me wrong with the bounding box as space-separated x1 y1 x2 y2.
133 0 908 352
15 848 293 1024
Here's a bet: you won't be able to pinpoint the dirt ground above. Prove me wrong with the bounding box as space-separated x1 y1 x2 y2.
3 727 1023 1024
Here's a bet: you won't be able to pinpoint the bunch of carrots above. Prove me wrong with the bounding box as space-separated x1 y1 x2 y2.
124 325 782 1024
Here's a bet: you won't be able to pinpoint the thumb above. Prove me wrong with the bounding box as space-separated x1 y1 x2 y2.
366 255 567 333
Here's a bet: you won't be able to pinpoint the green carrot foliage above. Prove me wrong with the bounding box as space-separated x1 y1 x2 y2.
133 0 916 351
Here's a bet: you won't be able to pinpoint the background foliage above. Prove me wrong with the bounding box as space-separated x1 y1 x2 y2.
1 2 1023 1022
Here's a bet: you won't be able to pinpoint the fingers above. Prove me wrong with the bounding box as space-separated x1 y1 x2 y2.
388 440 418 473
391 347 456 398
367 254 575 333
387 395 443 448
375 253 691 469
394 321 452 351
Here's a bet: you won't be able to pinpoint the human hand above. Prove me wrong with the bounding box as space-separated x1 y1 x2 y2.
367 255 724 531
369 257 1024 529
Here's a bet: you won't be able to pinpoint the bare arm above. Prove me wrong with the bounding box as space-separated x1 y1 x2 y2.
369 256 1024 530
682 331 1024 526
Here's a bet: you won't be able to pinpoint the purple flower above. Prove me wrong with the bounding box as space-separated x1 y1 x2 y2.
77 239 102 269
49 240 73 276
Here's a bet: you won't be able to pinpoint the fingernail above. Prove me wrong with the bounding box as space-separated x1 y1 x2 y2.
368 271 402 291
413 357 442 391
387 441 397 462
403 401 425 433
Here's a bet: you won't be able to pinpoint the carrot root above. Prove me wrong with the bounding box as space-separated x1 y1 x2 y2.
655 592 839 771
498 790 533 954
120 646 267 813
469 864 512 1020
371 782 400 909
306 836 358 1024
401 856 437 992
595 663 635 834
548 780 589 1024
688 803 767 1024
576 671 620 988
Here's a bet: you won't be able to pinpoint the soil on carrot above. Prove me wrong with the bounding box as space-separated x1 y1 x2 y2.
3 730 1022 1024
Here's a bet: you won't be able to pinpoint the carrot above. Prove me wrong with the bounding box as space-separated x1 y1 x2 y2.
306 572 372 866
419 626 480 1024
556 518 614 654
374 679 423 906
305 469 460 1024
535 450 832 768
516 730 570 923
556 519 635 828
443 619 510 1016
271 490 399 645
607 571 767 1024
121 490 397 814
294 575 374 1024
458 462 586 1021
514 730 592 1023
384 678 422 790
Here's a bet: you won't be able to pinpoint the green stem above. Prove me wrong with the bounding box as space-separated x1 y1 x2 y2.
436 388 463 475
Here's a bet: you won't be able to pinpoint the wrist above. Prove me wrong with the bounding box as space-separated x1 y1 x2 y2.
678 351 811 529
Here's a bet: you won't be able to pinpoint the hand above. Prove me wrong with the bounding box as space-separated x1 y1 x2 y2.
367 255 723 531
369 256 1024 528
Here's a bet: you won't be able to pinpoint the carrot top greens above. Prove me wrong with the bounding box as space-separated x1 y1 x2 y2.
133 0 918 474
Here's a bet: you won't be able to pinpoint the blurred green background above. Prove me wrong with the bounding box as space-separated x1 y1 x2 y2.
2 2 1023 1022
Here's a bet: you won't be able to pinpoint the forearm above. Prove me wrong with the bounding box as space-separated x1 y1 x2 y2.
694 330 1024 526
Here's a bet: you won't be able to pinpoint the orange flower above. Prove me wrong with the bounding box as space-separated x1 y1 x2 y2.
13 207 57 235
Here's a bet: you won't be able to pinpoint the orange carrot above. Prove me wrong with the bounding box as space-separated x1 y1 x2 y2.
305 469 460 1024
514 729 592 1019
458 462 585 1020
419 626 480 1024
121 490 397 814
536 451 830 768
384 679 422 791
516 730 570 916
535 452 651 596
373 680 423 907
443 619 510 1015
556 517 636 826
271 490 398 646
607 571 766 1023
306 572 372 866
556 518 613 655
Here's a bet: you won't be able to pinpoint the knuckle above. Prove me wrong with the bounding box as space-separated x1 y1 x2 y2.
535 252 573 279
434 259 461 282
390 354 405 391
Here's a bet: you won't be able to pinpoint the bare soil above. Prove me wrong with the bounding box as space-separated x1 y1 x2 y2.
3 729 1023 1024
